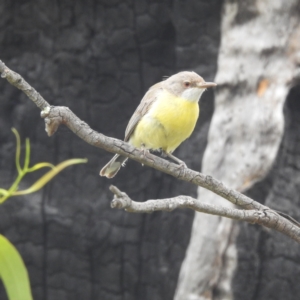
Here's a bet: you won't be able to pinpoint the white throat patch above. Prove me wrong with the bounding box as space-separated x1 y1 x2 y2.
181 88 205 102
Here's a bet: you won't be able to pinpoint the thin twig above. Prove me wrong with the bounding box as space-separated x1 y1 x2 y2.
0 61 50 110
109 185 300 243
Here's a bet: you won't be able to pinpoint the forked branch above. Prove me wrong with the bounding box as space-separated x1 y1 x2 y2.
1 60 300 243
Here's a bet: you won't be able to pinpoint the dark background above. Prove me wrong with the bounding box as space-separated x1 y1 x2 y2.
1 1 300 300
0 1 221 299
233 85 300 300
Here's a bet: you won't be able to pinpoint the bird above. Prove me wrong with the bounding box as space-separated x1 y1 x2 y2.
100 71 217 178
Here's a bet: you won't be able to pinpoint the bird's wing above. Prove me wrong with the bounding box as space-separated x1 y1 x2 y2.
124 82 163 142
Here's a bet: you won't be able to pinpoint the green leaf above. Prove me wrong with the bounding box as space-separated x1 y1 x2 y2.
0 189 9 197
14 158 87 196
23 138 31 170
0 129 88 204
11 128 22 175
0 235 33 300
27 162 55 173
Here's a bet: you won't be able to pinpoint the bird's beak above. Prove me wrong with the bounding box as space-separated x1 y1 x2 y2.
198 82 217 88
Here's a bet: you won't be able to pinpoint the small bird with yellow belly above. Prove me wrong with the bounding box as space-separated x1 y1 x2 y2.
100 71 216 178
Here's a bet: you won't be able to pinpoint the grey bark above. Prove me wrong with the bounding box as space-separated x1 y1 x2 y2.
175 0 300 299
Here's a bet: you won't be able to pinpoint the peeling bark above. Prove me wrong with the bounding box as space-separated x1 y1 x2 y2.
175 0 300 299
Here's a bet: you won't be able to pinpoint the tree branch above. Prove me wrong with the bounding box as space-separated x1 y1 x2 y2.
1 59 300 242
109 185 300 243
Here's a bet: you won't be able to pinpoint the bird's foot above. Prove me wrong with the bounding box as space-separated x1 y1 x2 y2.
140 144 151 166
162 151 187 169
161 150 167 158
177 160 187 169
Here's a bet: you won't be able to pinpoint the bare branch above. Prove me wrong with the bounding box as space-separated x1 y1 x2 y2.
1 59 300 241
0 61 50 110
110 185 300 243
0 61 264 209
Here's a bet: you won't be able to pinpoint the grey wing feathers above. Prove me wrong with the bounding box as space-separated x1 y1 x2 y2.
124 82 163 142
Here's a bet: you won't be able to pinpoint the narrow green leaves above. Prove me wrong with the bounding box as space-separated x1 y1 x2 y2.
0 128 88 300
13 158 87 196
0 128 87 203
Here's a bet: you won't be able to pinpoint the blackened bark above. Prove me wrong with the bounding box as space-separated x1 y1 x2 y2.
0 1 221 300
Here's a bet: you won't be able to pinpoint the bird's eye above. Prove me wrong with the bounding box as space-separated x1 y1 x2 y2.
184 81 190 87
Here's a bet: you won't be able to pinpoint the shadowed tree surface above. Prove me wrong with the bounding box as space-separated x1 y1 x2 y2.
1 1 300 300
0 1 220 299
175 0 300 299
232 86 300 300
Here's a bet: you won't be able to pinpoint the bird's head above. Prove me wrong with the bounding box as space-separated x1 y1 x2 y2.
163 71 217 102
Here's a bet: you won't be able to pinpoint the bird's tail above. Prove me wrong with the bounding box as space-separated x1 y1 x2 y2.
100 154 128 178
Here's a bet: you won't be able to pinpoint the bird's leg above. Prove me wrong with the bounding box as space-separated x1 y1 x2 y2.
141 144 148 156
163 151 187 168
140 144 151 166
161 150 167 158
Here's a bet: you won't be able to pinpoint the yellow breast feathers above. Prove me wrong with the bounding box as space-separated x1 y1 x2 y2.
130 89 199 153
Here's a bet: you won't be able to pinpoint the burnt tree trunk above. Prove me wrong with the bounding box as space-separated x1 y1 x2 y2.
175 0 300 299
0 1 221 300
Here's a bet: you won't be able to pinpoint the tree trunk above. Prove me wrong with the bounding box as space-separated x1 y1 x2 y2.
175 0 300 299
